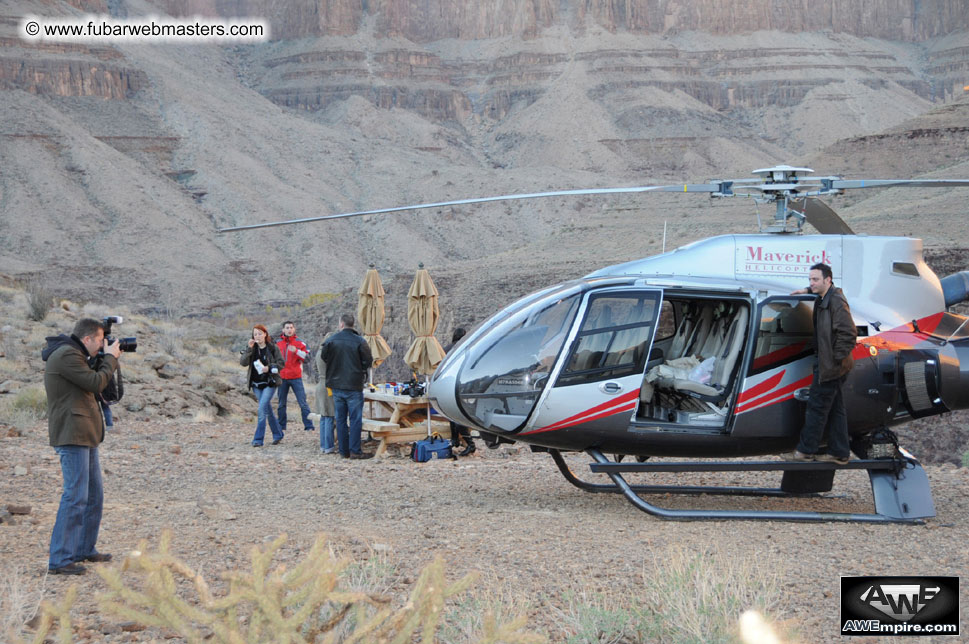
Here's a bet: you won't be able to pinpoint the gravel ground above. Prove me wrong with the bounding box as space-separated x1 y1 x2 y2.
2 419 968 643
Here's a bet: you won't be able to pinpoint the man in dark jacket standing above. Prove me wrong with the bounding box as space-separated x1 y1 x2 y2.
321 314 373 459
43 318 121 575
792 263 857 464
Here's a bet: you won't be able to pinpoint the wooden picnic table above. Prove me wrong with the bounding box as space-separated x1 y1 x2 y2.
364 389 451 457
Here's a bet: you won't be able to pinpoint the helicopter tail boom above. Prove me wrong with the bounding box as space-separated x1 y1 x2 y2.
940 271 969 308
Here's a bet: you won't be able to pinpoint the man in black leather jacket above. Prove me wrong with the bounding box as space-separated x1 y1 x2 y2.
791 262 858 464
321 314 373 459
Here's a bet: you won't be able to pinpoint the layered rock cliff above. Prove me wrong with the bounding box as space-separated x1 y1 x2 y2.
155 0 969 42
1 0 967 312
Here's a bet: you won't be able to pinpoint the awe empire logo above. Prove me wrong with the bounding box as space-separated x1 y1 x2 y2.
858 583 939 621
841 576 959 637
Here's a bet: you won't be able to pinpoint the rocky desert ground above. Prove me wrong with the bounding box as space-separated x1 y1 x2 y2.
1 285 968 643
3 1 969 641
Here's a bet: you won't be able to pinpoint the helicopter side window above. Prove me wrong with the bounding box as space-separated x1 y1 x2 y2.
748 299 814 376
557 292 660 387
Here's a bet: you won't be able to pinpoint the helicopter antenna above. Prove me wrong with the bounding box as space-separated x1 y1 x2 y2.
662 221 667 253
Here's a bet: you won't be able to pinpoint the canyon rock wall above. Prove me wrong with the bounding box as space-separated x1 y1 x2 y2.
155 0 969 42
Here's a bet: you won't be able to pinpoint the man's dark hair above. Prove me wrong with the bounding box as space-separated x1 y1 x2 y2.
282 320 295 327
340 313 355 328
72 318 105 339
811 263 833 281
452 327 467 343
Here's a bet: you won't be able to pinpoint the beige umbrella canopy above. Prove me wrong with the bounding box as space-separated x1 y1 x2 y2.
357 266 392 369
403 264 446 375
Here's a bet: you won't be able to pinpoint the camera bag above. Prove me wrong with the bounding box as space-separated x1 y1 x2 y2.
410 433 452 462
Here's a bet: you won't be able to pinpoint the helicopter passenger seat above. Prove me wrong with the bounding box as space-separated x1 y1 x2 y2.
667 304 748 404
666 302 697 360
683 303 714 359
695 302 729 360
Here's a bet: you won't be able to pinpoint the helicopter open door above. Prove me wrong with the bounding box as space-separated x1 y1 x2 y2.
520 288 663 443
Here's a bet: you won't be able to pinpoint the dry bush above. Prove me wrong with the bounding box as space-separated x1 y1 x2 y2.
6 386 47 424
25 282 53 322
23 531 546 644
544 543 788 644
156 322 186 357
0 563 43 642
637 544 786 643
192 408 216 423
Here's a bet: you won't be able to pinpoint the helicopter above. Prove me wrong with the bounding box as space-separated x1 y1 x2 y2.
219 165 969 524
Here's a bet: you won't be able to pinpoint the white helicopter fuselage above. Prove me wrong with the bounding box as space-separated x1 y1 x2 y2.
429 233 969 457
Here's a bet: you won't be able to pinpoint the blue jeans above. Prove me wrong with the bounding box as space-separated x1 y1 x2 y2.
252 386 283 444
332 389 364 456
277 378 314 431
319 415 335 451
49 446 103 568
797 372 850 458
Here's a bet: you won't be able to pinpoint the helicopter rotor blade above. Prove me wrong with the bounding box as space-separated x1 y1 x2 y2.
216 182 733 232
826 179 969 191
790 198 855 235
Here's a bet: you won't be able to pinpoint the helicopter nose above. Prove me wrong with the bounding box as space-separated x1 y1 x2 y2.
427 351 474 428
429 285 582 434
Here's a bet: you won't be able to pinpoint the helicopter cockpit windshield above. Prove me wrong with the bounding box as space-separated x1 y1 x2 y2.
454 286 582 433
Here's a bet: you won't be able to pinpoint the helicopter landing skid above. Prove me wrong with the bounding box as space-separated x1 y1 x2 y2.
547 449 935 523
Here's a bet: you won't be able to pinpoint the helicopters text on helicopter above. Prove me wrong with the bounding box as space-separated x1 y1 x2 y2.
219 166 969 524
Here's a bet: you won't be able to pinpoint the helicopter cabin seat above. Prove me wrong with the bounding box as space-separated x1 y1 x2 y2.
666 304 748 403
644 303 748 406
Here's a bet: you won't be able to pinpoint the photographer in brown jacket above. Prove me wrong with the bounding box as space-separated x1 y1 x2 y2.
42 318 121 575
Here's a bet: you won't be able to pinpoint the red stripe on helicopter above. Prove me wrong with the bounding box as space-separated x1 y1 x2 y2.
736 371 785 405
737 311 947 415
750 342 808 371
736 374 813 415
523 390 640 435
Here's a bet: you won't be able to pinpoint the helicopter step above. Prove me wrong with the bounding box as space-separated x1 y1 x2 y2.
547 448 935 524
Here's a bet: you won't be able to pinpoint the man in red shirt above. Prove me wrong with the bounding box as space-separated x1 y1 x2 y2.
276 321 315 432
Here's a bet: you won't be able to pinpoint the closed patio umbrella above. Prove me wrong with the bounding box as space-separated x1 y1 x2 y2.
403 264 446 437
403 263 446 375
357 265 392 378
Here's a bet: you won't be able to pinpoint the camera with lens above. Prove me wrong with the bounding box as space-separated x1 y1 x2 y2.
103 315 137 353
403 378 425 398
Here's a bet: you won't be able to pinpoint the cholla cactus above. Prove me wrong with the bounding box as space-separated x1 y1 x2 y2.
26 531 544 644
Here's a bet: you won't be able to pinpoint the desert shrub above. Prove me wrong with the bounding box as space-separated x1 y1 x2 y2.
192 408 216 423
552 591 636 644
302 293 338 308
23 532 546 643
542 544 787 644
10 386 46 420
635 545 785 643
0 563 43 642
155 322 185 357
962 448 969 469
25 282 53 322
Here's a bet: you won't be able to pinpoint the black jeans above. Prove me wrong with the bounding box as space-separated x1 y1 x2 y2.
797 372 850 458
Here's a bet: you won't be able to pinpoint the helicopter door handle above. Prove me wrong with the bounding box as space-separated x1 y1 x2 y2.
794 388 810 402
599 382 623 395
